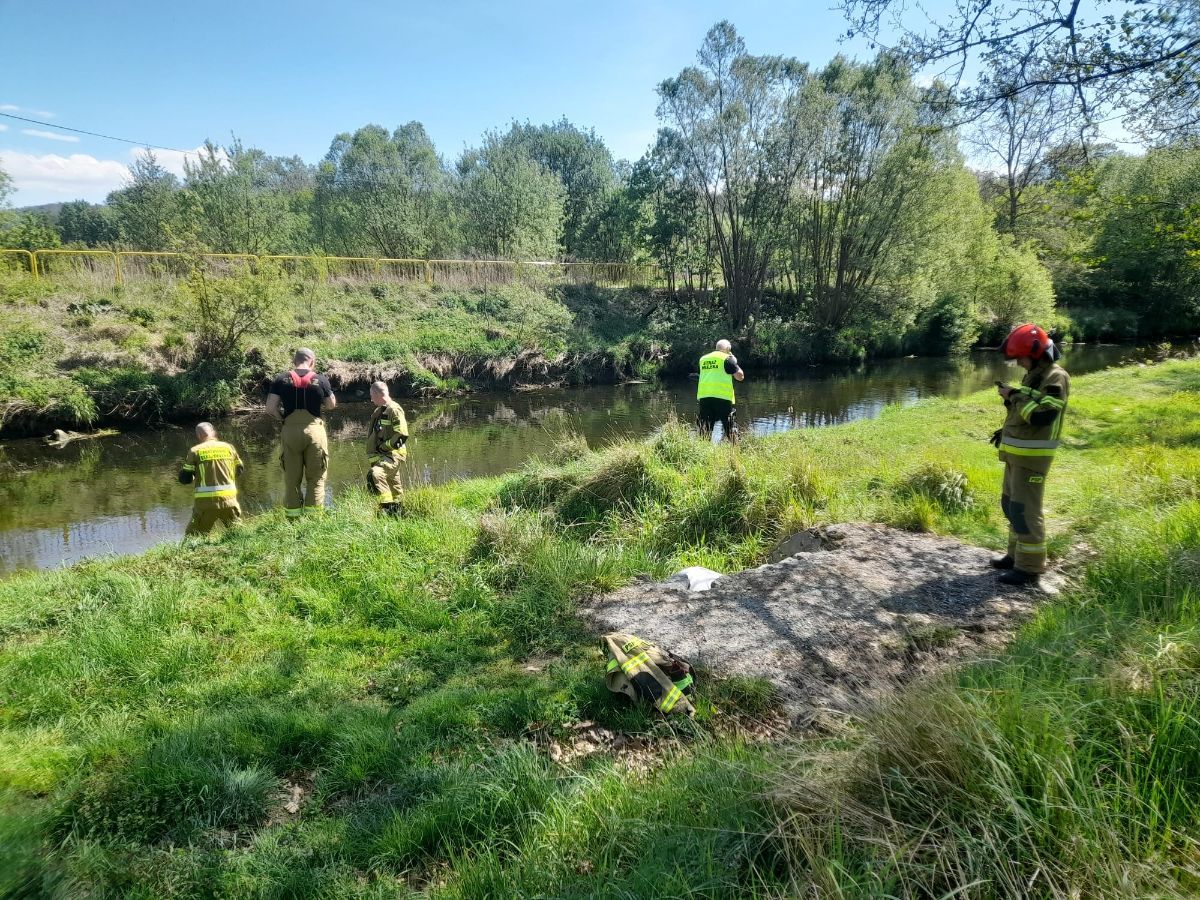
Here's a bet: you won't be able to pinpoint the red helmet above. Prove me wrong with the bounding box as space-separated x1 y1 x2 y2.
1002 323 1050 360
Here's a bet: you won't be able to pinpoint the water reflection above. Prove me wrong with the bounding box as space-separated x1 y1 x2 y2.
0 344 1170 573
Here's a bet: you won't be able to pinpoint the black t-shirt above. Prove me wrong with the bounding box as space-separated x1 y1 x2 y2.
269 369 333 418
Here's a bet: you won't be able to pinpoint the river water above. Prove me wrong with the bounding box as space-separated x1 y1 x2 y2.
0 344 1167 574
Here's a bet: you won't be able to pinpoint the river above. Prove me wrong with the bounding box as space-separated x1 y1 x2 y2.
0 344 1170 574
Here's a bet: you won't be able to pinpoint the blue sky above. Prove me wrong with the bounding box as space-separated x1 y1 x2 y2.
1 0 890 205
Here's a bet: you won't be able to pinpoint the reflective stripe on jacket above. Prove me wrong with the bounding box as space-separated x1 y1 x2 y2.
999 361 1070 473
368 400 409 461
697 351 735 402
181 440 242 501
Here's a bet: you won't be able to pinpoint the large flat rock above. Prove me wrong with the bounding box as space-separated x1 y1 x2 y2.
583 524 1045 725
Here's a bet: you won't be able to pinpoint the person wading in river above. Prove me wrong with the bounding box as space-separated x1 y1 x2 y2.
696 339 745 443
265 348 336 517
366 380 409 516
990 323 1070 585
178 422 244 536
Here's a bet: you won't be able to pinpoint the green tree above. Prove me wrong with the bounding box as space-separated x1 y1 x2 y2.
314 123 452 259
181 140 313 254
786 55 959 333
657 21 813 329
1087 146 1200 334
628 149 716 291
57 200 117 247
456 134 566 260
107 152 182 251
499 119 619 259
0 215 62 251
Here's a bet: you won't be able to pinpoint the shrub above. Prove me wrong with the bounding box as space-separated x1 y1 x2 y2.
895 462 974 513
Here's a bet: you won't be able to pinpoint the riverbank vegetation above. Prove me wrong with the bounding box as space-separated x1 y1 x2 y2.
4 20 1198 421
2 358 1199 896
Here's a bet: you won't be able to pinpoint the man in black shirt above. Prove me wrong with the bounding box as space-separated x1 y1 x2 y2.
266 348 336 517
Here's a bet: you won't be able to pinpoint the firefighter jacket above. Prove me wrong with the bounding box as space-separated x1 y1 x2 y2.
367 400 409 462
603 632 696 717
999 360 1070 475
179 440 243 503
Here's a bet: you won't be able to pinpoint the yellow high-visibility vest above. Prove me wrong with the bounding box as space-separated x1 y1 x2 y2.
697 351 735 402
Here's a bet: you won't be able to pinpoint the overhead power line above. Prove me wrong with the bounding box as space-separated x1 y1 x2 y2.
0 112 192 154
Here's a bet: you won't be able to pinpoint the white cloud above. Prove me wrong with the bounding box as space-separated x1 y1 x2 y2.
21 129 80 143
0 150 130 202
0 124 7 132
0 145 212 203
1 103 55 118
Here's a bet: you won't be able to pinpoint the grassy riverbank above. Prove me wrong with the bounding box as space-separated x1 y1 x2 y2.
0 271 674 436
2 359 1199 896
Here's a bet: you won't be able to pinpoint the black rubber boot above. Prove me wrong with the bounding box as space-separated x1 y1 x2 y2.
384 503 403 518
990 554 1015 570
998 568 1039 586
378 502 396 517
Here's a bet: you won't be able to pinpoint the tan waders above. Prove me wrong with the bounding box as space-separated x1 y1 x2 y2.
368 456 404 504
281 410 328 517
186 501 242 536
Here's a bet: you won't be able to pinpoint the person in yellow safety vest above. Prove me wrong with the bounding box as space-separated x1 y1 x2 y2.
178 422 244 536
265 348 336 518
696 339 745 443
989 323 1071 585
366 380 409 516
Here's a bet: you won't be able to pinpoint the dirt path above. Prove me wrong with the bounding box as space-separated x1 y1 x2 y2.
583 524 1050 727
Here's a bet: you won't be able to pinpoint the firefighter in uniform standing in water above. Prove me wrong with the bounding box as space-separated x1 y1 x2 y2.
990 323 1070 585
265 348 336 517
696 339 745 443
178 422 244 536
366 380 409 516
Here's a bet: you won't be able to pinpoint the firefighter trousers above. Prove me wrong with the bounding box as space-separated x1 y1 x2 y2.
367 454 404 505
281 411 328 516
1001 462 1048 574
186 499 242 536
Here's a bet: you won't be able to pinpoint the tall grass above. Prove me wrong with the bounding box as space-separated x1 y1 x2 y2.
2 360 1200 896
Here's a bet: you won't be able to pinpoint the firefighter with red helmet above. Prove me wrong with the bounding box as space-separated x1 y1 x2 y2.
989 323 1070 585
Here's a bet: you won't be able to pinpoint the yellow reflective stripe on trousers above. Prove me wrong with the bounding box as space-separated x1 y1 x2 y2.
285 507 303 518
1017 542 1046 553
621 652 649 674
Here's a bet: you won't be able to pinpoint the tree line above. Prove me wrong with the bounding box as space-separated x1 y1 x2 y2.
1 17 1197 348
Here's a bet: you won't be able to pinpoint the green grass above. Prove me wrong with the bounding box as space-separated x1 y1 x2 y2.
3 359 1200 896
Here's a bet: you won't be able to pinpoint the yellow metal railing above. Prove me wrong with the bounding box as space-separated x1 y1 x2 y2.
2 250 660 290
0 249 38 279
